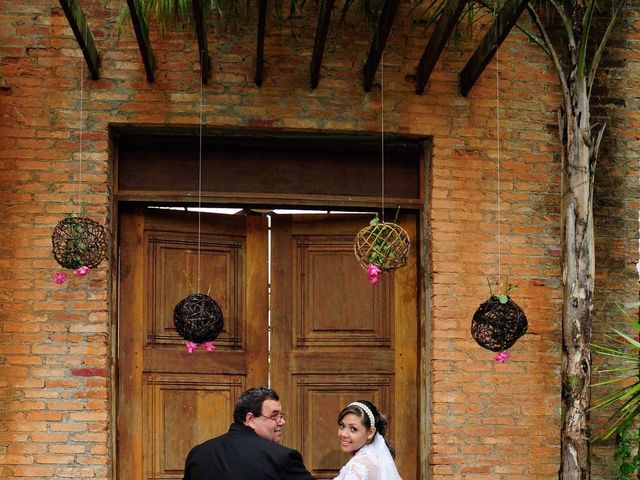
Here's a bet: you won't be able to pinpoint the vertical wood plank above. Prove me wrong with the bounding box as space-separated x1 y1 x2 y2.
117 205 145 479
269 215 294 440
245 215 269 387
393 214 419 479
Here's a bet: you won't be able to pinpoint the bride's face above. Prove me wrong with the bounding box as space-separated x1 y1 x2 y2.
337 413 375 454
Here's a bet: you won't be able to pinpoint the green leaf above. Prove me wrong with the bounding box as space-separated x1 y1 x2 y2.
591 304 640 440
621 463 635 474
498 294 508 304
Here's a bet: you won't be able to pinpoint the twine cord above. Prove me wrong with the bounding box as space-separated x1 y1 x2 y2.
197 52 204 292
381 52 385 222
78 24 85 215
495 10 501 282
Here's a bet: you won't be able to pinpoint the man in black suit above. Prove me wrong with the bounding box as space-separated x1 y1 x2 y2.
183 386 316 480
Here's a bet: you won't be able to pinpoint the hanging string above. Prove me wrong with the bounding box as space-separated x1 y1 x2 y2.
197 51 204 292
495 11 501 282
77 24 85 215
381 52 385 223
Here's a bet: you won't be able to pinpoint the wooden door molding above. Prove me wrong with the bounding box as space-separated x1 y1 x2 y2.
114 130 430 479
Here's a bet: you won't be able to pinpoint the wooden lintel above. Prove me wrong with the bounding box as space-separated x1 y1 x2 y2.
362 0 400 92
126 0 155 82
459 0 528 96
191 0 210 83
59 0 100 80
414 0 467 94
309 0 336 89
255 0 267 86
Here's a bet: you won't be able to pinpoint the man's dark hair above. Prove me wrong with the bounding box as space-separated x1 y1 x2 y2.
233 387 279 424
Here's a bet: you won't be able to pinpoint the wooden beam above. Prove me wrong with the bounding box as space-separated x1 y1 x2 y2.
414 0 466 94
59 0 100 80
191 0 210 83
362 0 400 92
459 0 528 96
255 0 267 86
309 0 335 89
126 0 155 82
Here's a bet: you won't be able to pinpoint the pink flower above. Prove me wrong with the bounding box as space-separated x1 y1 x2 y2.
73 266 91 276
185 341 216 353
367 264 382 285
494 351 511 364
53 272 68 284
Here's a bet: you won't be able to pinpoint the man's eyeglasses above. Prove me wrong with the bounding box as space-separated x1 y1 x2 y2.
260 412 286 423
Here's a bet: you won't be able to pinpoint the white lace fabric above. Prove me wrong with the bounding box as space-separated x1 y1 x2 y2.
333 434 402 480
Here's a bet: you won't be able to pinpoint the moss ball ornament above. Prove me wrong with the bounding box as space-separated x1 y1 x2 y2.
354 221 410 271
51 216 108 270
471 295 528 353
354 215 410 286
173 293 224 348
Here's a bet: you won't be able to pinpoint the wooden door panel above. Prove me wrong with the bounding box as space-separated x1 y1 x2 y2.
118 206 268 480
294 239 391 347
146 230 243 348
144 374 244 479
293 375 392 479
271 214 419 480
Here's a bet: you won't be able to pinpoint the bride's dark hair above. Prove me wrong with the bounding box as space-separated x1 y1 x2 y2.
337 400 395 458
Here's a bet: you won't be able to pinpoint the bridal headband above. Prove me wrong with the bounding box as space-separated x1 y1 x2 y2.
348 402 375 428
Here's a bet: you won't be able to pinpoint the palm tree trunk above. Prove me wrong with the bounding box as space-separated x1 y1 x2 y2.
526 1 624 477
559 66 596 480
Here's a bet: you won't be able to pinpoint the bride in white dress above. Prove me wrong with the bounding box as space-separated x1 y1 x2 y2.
333 401 402 480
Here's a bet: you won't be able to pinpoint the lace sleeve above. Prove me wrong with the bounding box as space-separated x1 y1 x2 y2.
334 456 378 480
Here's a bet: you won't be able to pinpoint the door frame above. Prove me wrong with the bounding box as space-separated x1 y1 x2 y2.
110 127 432 478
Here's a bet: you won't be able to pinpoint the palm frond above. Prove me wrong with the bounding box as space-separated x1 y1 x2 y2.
591 303 640 440
592 374 640 388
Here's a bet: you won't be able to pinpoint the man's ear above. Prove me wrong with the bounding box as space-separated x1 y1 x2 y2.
245 412 257 430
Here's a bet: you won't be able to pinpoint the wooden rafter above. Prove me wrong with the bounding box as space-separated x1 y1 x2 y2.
309 0 336 89
459 0 528 96
126 0 155 82
191 0 210 83
59 0 100 80
362 0 401 92
255 0 267 86
414 0 467 94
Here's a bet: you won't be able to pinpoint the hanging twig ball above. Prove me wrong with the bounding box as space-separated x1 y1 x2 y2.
354 221 410 271
173 293 224 344
471 296 528 352
51 216 108 270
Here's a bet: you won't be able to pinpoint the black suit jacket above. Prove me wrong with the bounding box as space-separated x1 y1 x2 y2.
183 422 316 480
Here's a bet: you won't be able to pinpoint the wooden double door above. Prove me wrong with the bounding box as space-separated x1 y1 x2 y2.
117 205 419 479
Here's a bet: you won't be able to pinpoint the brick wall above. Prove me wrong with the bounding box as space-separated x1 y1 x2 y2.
0 1 638 479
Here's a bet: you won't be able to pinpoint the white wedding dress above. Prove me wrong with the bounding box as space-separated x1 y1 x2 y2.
333 434 402 480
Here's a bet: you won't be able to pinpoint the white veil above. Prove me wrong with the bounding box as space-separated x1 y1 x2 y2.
371 433 402 480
